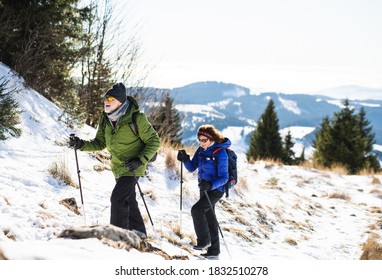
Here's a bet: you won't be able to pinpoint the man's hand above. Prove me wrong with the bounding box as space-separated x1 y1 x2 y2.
125 157 143 172
69 135 84 149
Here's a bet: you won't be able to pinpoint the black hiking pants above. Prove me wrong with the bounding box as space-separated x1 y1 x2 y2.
191 189 224 255
110 176 146 235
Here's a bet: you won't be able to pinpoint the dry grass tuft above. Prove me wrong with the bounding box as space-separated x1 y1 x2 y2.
3 229 16 241
38 201 47 209
165 151 177 171
371 176 381 185
223 227 253 243
285 237 298 246
328 192 351 201
235 215 252 226
264 177 282 190
369 207 382 214
360 235 382 260
370 189 382 199
48 159 78 188
143 189 157 202
2 196 11 206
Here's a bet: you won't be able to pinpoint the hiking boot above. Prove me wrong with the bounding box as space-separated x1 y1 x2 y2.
193 242 211 250
201 252 219 259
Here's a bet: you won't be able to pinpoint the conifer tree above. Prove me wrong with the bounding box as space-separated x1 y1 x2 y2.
282 130 295 165
313 100 380 174
149 92 183 147
247 99 283 162
0 0 91 104
0 79 21 140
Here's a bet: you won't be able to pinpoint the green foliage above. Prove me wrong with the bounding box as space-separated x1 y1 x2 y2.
247 99 284 162
0 78 21 140
149 92 183 147
313 100 380 174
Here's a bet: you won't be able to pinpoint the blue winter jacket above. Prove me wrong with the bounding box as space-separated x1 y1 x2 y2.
184 138 231 192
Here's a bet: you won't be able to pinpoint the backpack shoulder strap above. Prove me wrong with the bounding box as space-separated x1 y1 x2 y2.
128 111 139 137
212 147 223 155
211 147 225 169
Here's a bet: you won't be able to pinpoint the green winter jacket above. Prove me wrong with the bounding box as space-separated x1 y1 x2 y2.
81 97 160 178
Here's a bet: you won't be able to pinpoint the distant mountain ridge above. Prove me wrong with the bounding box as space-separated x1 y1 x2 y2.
166 81 382 157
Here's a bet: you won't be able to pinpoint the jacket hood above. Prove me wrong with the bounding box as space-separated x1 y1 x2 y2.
204 137 231 152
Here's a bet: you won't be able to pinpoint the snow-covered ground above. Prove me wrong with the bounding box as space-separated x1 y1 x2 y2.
1 62 382 279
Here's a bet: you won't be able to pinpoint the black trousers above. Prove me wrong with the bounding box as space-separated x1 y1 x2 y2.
110 176 146 235
191 189 224 254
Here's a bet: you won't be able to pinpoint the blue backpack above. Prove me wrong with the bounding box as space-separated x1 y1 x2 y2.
211 147 238 197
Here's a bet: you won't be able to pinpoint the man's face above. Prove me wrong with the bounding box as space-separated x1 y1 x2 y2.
104 96 122 113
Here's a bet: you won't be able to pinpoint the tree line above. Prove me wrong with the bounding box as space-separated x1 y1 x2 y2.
0 1 380 174
246 99 380 174
0 0 182 146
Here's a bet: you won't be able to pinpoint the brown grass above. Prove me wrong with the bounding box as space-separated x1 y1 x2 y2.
235 215 252 226
3 229 16 241
48 159 78 188
360 235 382 260
328 192 351 201
370 189 382 199
284 237 298 246
223 227 253 243
165 151 177 171
371 176 381 185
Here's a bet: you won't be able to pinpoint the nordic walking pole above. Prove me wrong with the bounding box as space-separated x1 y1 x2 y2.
204 190 232 259
70 133 86 225
132 172 154 227
180 162 183 211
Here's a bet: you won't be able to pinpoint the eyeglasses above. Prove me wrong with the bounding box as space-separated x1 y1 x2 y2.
198 138 209 143
104 96 115 101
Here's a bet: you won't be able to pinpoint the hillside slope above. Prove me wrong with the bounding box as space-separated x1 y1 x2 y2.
0 63 382 261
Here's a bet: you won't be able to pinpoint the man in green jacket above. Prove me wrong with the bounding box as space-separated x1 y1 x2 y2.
69 83 160 237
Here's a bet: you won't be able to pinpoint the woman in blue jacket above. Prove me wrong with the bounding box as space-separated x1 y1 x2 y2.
177 125 230 259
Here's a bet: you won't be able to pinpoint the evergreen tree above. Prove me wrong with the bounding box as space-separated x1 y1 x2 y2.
0 0 91 106
312 116 334 167
149 92 183 147
296 147 306 165
282 130 295 165
0 79 21 140
357 107 380 171
247 99 283 162
313 100 380 174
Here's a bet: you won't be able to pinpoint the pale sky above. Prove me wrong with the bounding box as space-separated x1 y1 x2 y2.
121 0 382 93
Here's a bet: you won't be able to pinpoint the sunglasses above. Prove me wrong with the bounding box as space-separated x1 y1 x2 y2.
104 96 115 101
198 138 209 143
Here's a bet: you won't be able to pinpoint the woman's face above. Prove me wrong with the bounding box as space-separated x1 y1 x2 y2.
198 136 211 149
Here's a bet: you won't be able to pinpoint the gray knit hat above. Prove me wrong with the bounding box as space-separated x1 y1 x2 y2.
104 83 127 104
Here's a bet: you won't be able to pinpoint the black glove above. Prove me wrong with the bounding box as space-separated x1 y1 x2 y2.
198 179 211 191
69 135 84 149
125 157 143 172
177 150 190 162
